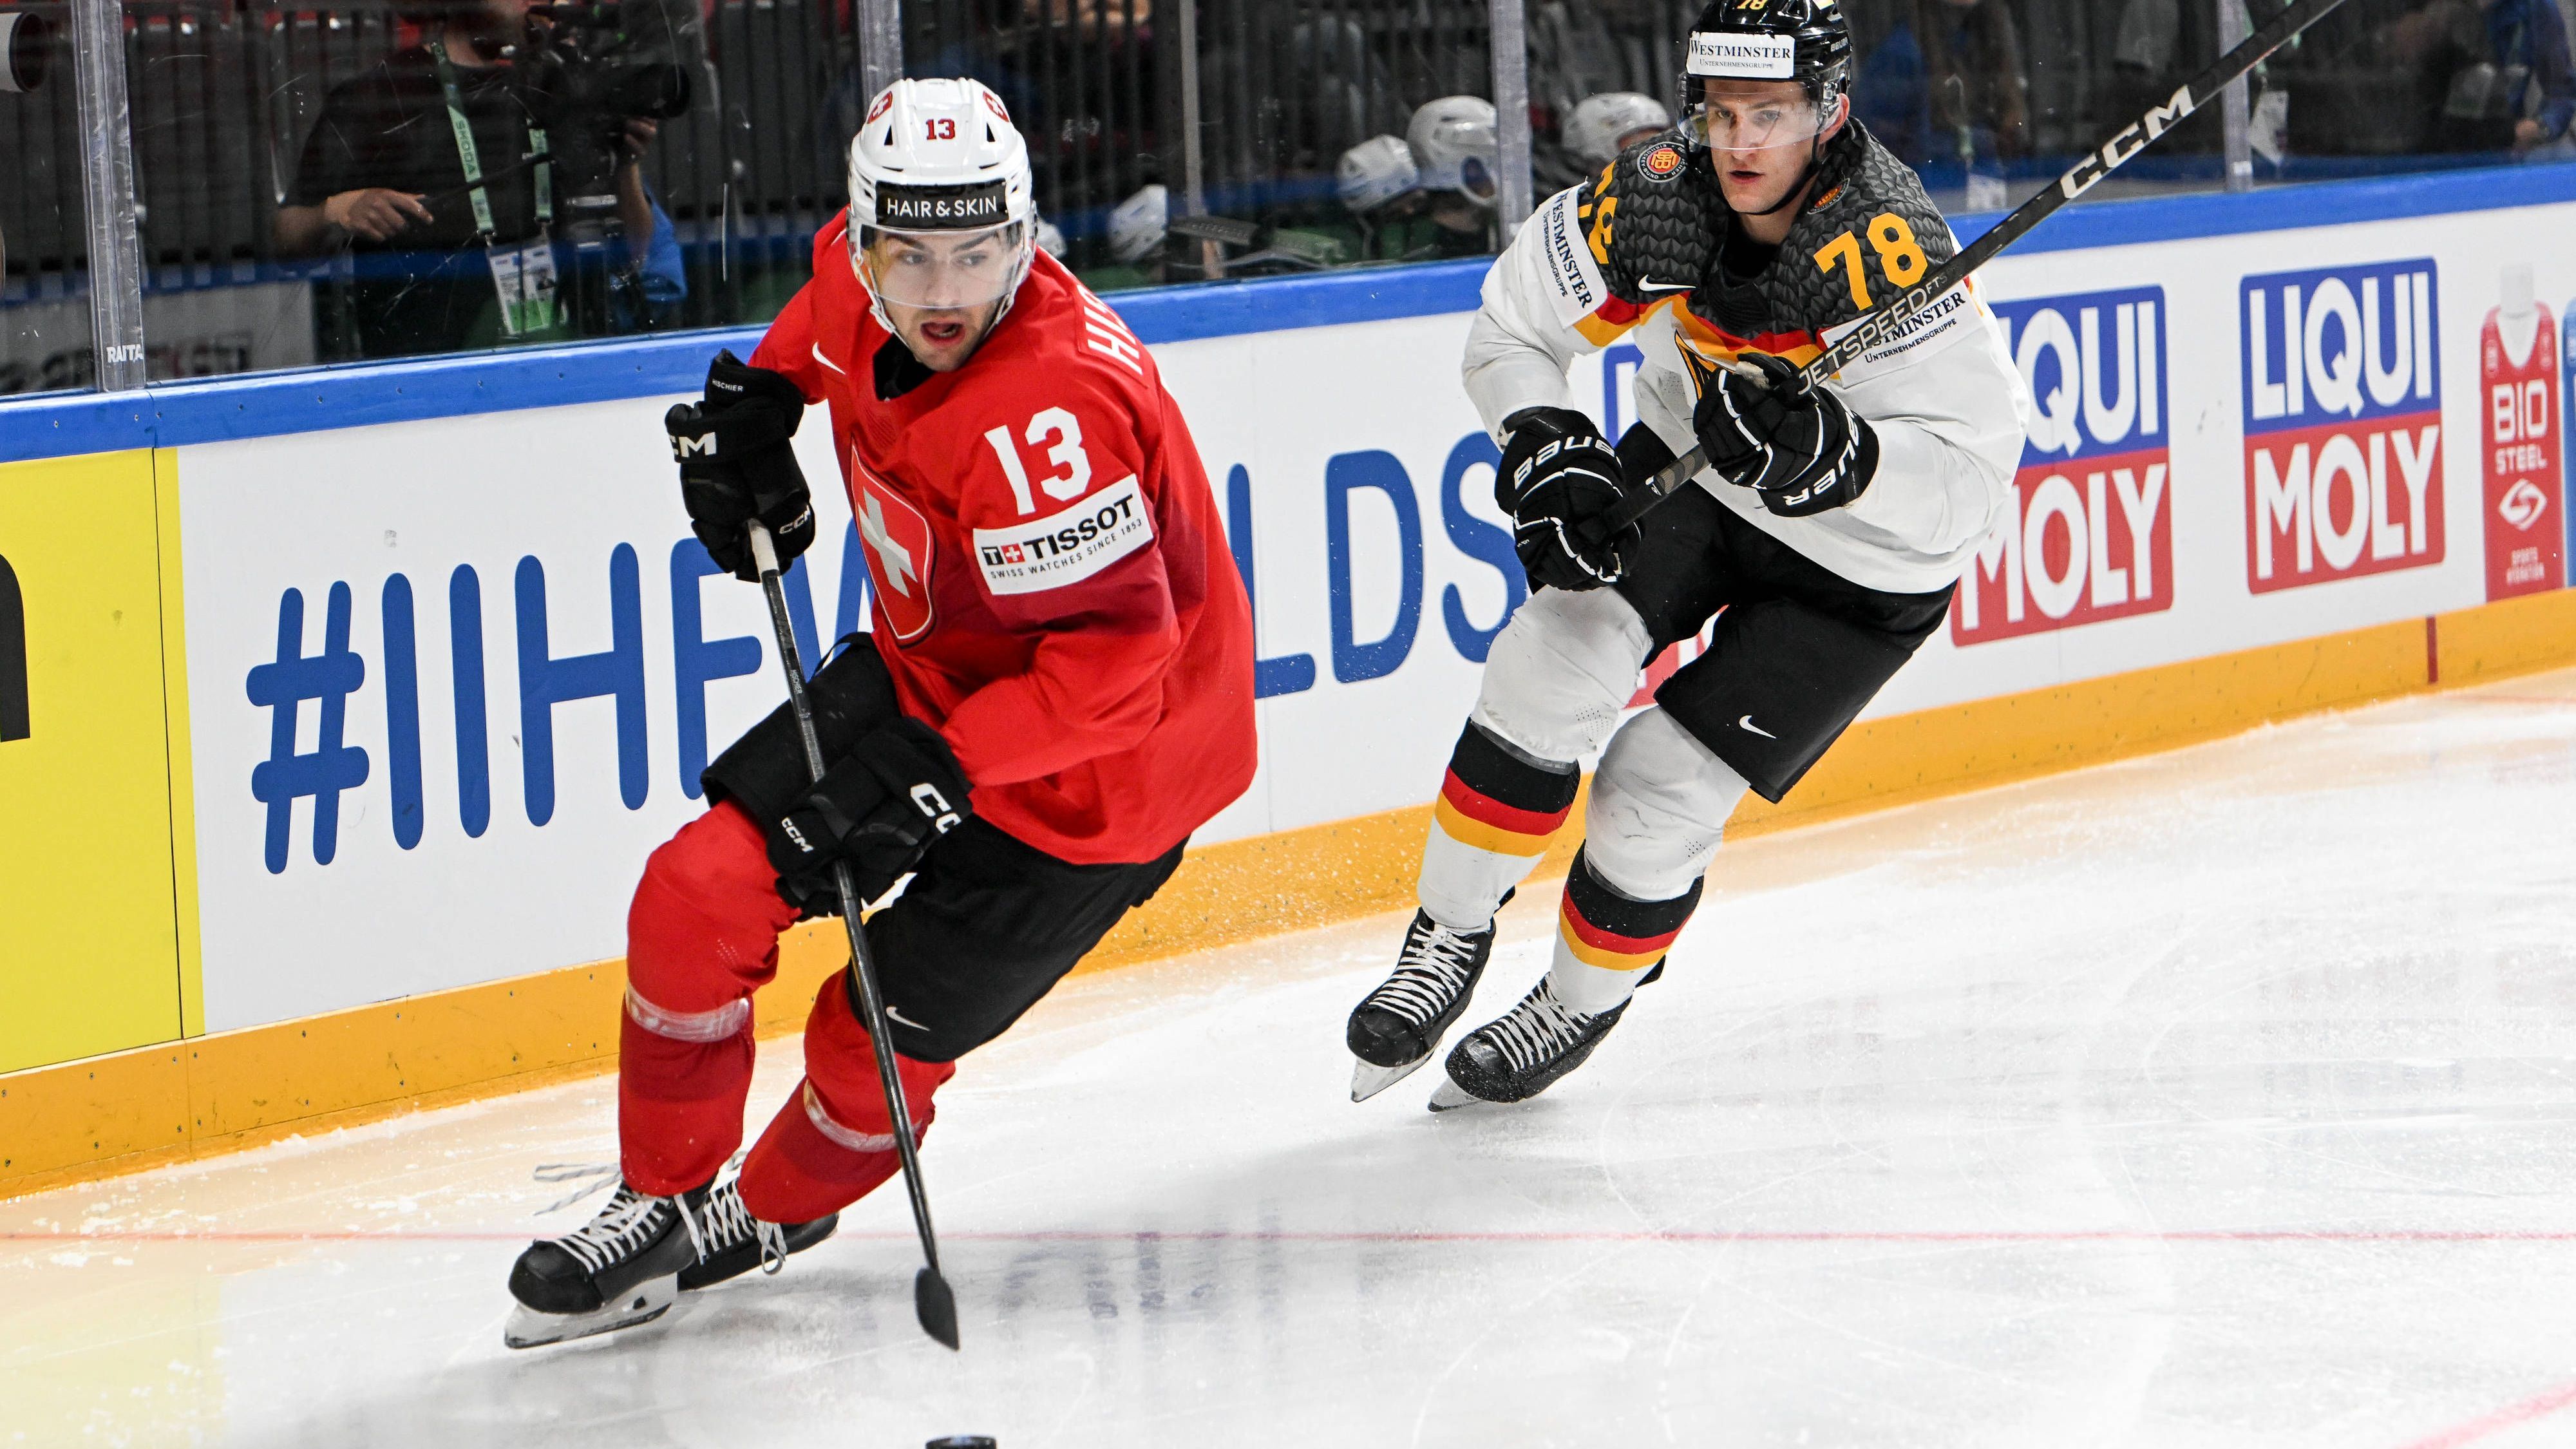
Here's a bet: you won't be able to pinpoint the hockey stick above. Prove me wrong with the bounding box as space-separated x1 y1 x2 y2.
1590 0 2351 538
746 521 961 1352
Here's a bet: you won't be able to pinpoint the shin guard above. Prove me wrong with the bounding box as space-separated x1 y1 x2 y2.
618 802 800 1196
1548 848 1703 1016
1419 721 1578 931
737 968 956 1225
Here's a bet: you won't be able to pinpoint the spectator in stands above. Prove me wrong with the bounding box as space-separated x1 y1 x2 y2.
1542 90 1671 190
276 0 681 359
1917 0 2032 162
1529 0 1678 189
1336 133 1428 262
1407 96 1501 259
2438 0 2575 155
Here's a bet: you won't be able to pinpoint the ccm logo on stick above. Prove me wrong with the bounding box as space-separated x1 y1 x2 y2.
1954 285 2172 644
2240 259 2444 592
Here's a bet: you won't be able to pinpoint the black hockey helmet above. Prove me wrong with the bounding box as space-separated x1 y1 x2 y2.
1679 0 1855 124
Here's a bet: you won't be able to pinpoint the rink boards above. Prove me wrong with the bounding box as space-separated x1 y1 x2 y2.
3 167 2575 1169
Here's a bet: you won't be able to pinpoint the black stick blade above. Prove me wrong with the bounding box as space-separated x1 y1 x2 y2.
916 1266 961 1350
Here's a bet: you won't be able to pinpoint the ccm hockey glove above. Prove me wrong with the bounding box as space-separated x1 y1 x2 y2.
666 350 817 582
1689 352 1882 518
1495 407 1638 592
768 719 972 914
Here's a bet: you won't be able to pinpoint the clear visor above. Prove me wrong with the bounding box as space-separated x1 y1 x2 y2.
853 222 1027 310
1683 96 1825 153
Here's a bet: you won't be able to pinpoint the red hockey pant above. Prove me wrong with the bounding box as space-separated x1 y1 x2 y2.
618 800 953 1224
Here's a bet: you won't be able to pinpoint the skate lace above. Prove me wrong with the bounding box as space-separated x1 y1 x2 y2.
699 1181 791 1274
555 1186 676 1274
1484 980 1591 1075
1363 918 1488 1027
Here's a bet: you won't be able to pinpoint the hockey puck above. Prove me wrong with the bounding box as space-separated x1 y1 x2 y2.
925 1439 996 1448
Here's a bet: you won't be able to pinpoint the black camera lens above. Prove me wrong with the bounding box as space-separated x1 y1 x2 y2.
1 10 50 94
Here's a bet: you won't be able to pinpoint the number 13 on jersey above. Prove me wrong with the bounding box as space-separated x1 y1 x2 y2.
983 407 1093 514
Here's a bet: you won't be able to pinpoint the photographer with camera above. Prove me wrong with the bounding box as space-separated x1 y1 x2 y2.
274 0 687 359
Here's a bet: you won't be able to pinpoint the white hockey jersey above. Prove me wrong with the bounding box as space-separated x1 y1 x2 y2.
1464 126 2031 596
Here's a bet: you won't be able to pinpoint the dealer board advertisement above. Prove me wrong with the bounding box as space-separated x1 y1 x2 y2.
160 197 2576 1038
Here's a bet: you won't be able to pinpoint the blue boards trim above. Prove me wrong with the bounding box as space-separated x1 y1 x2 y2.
3 164 2570 463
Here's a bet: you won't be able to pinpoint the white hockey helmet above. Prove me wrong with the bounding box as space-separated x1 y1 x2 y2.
846 77 1036 320
1408 95 1499 207
1336 135 1420 214
1036 216 1068 258
1109 184 1169 266
1564 92 1674 169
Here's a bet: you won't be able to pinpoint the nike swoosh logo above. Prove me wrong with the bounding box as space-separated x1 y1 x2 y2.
1739 715 1777 739
1636 278 1694 293
811 343 847 376
885 1005 928 1030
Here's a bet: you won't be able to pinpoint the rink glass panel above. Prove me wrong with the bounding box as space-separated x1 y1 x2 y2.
3 0 2565 392
0 3 97 397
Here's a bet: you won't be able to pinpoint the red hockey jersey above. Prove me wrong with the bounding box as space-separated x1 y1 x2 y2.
750 216 1256 865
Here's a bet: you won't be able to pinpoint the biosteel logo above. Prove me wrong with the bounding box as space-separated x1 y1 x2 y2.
1953 285 2170 645
2239 259 2445 592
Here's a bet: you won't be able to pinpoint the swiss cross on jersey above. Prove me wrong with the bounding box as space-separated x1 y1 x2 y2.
852 454 937 642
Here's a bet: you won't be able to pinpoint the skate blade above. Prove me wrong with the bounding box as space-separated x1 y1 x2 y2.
1426 1074 1488 1113
503 1275 679 1349
1351 1052 1433 1103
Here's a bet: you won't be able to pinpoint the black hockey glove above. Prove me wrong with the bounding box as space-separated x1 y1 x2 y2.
1689 352 1882 518
1495 407 1638 592
665 350 816 582
768 718 972 914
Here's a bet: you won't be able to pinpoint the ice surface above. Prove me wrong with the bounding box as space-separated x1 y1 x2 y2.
8 670 2576 1448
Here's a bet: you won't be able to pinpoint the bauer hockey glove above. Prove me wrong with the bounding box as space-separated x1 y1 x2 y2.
666 350 817 582
1496 407 1638 592
768 719 973 914
1688 352 1882 518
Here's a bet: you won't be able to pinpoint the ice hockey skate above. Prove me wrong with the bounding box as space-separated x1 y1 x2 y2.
677 1177 840 1292
1428 976 1629 1111
504 1181 711 1348
1347 907 1500 1101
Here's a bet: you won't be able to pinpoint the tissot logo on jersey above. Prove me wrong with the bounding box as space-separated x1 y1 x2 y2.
2239 259 2444 592
1955 285 2172 645
975 476 1155 596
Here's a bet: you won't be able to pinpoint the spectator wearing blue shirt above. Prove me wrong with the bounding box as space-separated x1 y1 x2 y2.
2487 0 2575 155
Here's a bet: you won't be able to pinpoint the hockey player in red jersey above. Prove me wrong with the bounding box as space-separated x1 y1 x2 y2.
503 77 1256 1347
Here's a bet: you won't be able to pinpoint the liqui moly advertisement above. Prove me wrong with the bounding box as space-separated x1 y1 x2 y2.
1953 285 2172 643
2239 259 2445 593
2479 264 2562 600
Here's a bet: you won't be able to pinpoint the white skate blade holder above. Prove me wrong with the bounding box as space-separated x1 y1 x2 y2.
1350 1052 1439 1103
503 1274 679 1349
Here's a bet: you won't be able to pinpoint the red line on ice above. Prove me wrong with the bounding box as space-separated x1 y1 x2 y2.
8 1227 2576 1246
2389 1379 2576 1449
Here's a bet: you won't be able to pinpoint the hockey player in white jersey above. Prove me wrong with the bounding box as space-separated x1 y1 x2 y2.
1346 0 2029 1108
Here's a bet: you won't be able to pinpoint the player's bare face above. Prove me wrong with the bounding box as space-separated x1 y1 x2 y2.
861 226 1021 372
1690 80 1840 218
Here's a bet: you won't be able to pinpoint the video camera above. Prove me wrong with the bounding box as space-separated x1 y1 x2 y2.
513 0 690 236
2 10 52 93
